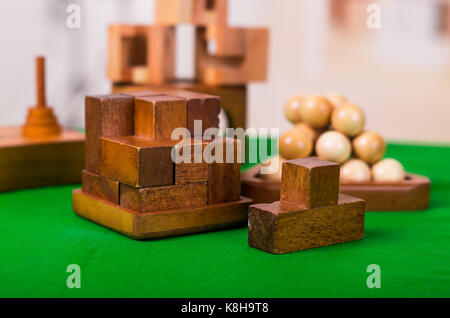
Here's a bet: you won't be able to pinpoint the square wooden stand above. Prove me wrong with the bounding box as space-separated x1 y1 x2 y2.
73 189 251 240
0 127 85 192
241 164 430 211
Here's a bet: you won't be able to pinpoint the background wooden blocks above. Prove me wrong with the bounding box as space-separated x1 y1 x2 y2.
107 25 175 84
85 94 134 173
135 95 187 140
82 169 119 204
100 136 175 188
155 0 228 26
249 194 365 254
120 182 207 212
248 158 365 254
196 27 269 85
281 158 339 208
0 127 84 192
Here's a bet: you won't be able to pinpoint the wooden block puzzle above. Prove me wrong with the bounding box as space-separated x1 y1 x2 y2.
0 57 84 192
155 0 228 26
248 158 365 254
241 164 431 211
73 90 251 239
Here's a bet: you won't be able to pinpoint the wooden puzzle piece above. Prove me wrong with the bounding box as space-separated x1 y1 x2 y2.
134 95 187 140
120 182 208 213
196 27 269 85
85 94 135 173
174 138 210 184
82 169 120 204
100 136 176 188
248 194 365 254
73 189 250 240
155 0 228 26
281 157 339 208
108 25 175 84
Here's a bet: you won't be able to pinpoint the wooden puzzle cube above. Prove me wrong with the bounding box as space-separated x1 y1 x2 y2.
248 158 365 254
73 91 251 239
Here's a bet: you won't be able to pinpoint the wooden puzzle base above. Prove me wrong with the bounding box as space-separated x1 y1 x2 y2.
241 165 430 211
72 189 251 240
0 126 85 192
248 194 365 254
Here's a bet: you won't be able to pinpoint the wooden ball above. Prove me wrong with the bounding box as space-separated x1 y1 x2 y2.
372 158 405 182
340 159 371 182
293 122 320 142
316 131 351 163
284 95 304 124
353 131 385 164
279 129 313 160
259 156 285 181
298 95 332 129
326 93 347 108
331 103 365 137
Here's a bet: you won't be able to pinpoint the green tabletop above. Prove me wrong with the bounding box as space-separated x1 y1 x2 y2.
1 142 449 298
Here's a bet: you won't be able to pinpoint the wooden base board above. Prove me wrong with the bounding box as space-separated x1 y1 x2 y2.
0 126 85 192
241 165 430 211
72 189 251 240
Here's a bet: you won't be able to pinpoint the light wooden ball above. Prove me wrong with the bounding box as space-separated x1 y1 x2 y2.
298 95 333 129
353 131 386 164
340 159 371 182
293 122 320 142
316 131 351 163
372 158 405 182
284 95 304 124
259 156 285 181
326 93 347 108
331 103 365 137
279 129 313 160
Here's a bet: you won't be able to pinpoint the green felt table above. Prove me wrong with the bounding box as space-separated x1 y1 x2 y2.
0 141 449 298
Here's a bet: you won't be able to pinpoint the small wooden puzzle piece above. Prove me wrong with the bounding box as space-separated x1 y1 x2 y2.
82 170 119 204
281 158 339 208
100 136 176 188
155 0 228 26
108 25 175 84
196 27 269 85
85 95 135 173
174 138 210 184
134 95 187 140
248 157 365 254
120 182 208 212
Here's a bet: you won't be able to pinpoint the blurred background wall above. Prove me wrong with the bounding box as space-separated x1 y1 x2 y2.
0 0 449 142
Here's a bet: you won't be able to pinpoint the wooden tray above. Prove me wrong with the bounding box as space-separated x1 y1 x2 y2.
241 165 430 211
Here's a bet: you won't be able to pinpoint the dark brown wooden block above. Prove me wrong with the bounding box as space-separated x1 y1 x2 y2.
242 164 430 211
248 194 365 254
134 95 187 140
281 158 339 208
85 94 134 173
73 189 251 240
100 136 175 188
82 169 119 204
174 138 210 185
120 182 207 213
169 90 220 136
0 127 84 192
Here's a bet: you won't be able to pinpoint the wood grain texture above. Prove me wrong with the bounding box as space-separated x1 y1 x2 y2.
169 90 220 136
120 182 207 213
196 27 269 85
242 164 430 211
0 127 84 192
174 138 210 184
134 95 187 140
82 170 119 204
248 194 365 254
73 189 251 240
113 82 247 129
100 136 175 188
281 158 339 208
85 94 134 173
